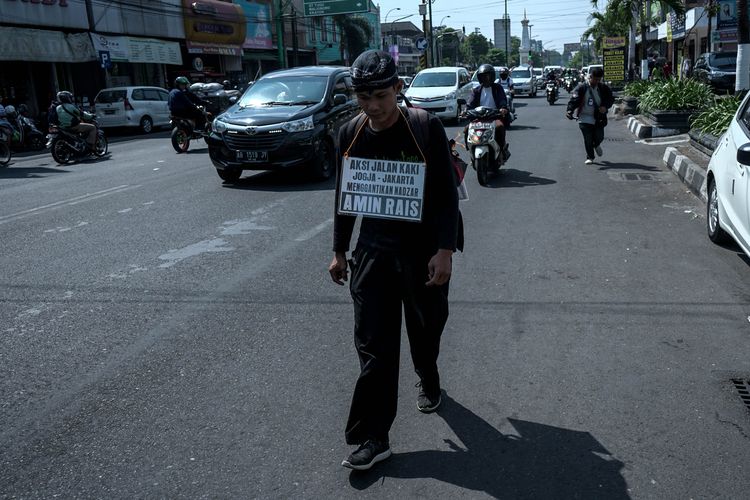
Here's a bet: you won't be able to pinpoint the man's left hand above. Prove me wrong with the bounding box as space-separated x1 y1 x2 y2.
599 106 607 114
426 249 453 286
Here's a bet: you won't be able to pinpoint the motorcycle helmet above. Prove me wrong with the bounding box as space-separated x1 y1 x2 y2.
4 105 16 118
476 64 496 86
175 76 190 89
499 67 509 79
222 80 231 88
17 104 28 115
57 91 74 104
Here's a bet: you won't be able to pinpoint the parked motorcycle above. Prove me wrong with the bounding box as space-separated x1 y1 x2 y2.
47 119 108 165
0 125 12 166
170 106 213 153
465 106 510 186
546 82 558 105
11 115 45 151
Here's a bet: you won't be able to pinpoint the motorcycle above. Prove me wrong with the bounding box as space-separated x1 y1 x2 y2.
499 82 517 124
47 118 108 165
465 106 510 186
546 82 559 105
11 115 45 151
0 125 12 166
170 106 213 153
564 76 577 93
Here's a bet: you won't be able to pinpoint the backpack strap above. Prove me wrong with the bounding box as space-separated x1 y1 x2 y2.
342 112 368 158
400 106 430 164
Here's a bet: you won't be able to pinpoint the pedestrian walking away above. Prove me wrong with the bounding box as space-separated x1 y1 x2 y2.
328 49 461 471
566 66 614 165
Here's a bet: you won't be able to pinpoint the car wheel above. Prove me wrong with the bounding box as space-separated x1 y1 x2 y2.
140 116 153 134
217 168 242 183
312 139 334 180
707 179 730 244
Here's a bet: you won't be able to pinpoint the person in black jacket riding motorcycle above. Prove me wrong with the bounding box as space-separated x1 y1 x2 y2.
168 76 206 131
464 64 508 151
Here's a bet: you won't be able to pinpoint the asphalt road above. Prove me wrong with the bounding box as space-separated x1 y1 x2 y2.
1 96 749 499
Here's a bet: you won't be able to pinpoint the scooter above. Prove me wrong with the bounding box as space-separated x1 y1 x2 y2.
0 125 12 166
546 82 559 105
46 118 108 165
11 115 45 151
465 106 510 186
170 106 213 153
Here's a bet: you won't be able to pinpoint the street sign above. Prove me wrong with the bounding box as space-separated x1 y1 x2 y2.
99 50 112 69
415 37 428 52
303 0 367 17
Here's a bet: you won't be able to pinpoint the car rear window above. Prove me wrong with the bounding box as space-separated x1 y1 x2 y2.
96 90 127 103
511 69 530 79
710 53 737 70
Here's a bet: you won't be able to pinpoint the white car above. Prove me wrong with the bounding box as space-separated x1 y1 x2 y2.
404 67 474 123
510 66 537 97
707 91 750 255
94 86 171 133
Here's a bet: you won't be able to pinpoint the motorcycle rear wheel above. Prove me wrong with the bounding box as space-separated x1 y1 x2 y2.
51 139 73 165
0 142 10 166
171 127 190 153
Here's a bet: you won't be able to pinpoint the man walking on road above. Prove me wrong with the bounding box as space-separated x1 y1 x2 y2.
328 50 460 471
566 67 614 165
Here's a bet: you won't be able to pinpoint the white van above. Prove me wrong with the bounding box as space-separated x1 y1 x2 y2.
94 86 171 133
404 67 474 122
510 66 537 97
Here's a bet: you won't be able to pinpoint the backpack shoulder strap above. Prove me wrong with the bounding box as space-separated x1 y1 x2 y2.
342 112 368 158
403 107 430 163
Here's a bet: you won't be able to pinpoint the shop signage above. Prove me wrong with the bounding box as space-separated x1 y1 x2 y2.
563 43 581 53
668 11 686 39
236 0 273 50
183 0 246 47
303 0 368 17
0 0 87 29
602 37 626 83
717 0 737 30
602 36 626 50
0 27 95 62
193 57 204 71
90 33 182 65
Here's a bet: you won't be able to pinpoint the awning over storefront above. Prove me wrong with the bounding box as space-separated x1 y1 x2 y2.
90 33 183 65
0 27 95 62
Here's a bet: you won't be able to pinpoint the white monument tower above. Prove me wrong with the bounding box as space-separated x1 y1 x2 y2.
520 10 530 66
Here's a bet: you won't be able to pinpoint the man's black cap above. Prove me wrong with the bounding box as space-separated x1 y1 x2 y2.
351 50 399 92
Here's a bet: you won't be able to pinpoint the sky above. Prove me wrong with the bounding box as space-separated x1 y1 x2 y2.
375 0 604 53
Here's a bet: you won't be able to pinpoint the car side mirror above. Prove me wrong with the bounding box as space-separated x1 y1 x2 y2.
737 143 750 165
333 94 347 106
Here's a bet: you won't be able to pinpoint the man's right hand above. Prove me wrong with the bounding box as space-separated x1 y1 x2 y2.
328 252 348 285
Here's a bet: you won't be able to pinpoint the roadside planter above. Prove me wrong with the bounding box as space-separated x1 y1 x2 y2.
688 129 720 156
688 94 743 154
644 110 697 132
635 78 714 136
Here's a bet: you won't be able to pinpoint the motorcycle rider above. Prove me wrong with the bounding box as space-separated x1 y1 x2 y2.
497 67 515 114
0 100 14 144
168 76 206 131
55 91 97 153
464 64 508 154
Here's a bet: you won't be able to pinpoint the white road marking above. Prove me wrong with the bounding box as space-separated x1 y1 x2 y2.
294 218 334 241
0 185 139 225
158 238 234 268
118 208 133 213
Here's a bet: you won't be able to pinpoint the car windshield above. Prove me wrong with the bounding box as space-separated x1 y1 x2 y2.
411 72 457 87
511 69 531 79
96 90 127 103
238 75 328 107
710 53 737 69
533 69 542 76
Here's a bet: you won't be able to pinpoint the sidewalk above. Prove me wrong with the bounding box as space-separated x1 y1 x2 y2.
662 144 711 203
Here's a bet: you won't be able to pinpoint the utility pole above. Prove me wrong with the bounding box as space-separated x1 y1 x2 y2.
504 0 509 66
275 0 286 68
420 2 430 68
291 6 299 67
427 0 434 66
738 0 749 92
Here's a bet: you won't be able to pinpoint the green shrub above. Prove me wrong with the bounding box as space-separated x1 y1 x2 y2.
622 80 653 98
690 95 743 137
637 78 714 113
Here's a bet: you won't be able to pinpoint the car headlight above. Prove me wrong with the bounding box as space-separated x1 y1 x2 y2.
213 119 228 133
445 91 456 100
281 115 314 133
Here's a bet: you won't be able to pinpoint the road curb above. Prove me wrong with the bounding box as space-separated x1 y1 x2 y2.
628 115 683 139
663 146 708 203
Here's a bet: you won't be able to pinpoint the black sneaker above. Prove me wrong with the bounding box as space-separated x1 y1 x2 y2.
416 381 442 413
341 439 391 470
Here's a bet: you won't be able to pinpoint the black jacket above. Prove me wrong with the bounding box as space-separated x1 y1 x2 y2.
566 82 615 126
468 83 507 110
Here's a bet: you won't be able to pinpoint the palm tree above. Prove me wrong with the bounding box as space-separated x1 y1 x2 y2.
333 16 373 65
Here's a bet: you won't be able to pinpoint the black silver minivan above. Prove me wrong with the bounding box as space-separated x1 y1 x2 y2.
207 66 359 183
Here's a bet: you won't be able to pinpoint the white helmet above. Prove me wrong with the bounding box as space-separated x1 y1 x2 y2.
4 105 16 117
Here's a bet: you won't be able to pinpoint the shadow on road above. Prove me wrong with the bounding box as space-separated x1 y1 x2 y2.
0 165 70 178
507 125 539 131
222 169 336 192
349 393 629 499
485 168 556 189
10 130 170 160
596 161 660 172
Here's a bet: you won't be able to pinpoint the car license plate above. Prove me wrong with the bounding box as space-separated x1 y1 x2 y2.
237 150 268 162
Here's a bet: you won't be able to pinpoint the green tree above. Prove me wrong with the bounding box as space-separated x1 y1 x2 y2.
461 33 490 66
486 48 507 66
509 36 521 66
569 51 584 68
333 15 373 65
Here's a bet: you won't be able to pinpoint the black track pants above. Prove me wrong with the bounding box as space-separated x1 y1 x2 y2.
344 245 450 445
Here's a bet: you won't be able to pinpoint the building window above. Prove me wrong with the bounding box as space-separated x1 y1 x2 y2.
333 20 337 42
321 18 328 41
310 18 316 42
